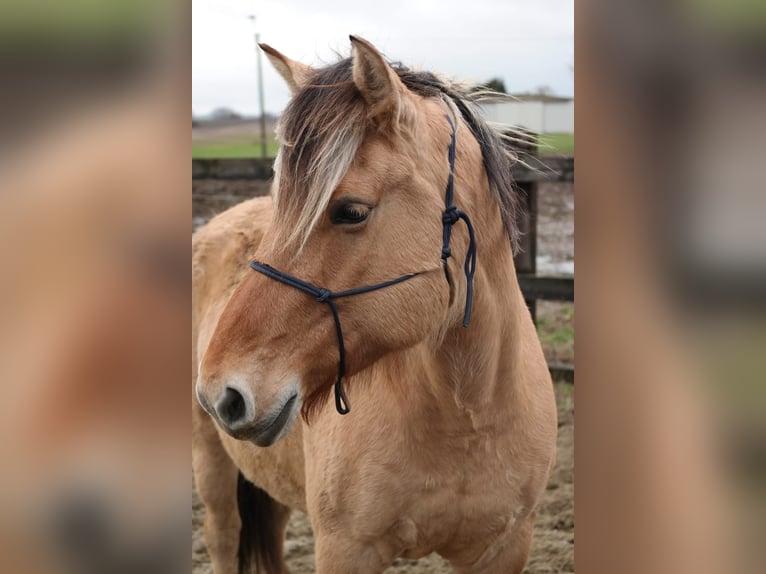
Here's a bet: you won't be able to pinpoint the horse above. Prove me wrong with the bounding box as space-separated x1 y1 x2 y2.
193 35 557 574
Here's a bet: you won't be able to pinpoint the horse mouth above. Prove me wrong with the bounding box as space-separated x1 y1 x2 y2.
246 392 299 447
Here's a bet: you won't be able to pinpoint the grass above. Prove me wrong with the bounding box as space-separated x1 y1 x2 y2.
192 141 280 159
556 381 574 396
542 325 575 346
536 302 575 365
538 133 574 155
192 132 574 158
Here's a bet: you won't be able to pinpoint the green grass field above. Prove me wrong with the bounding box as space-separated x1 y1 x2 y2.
192 141 281 159
538 133 574 155
192 133 574 158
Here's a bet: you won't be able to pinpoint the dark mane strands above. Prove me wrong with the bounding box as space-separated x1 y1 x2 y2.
276 57 522 252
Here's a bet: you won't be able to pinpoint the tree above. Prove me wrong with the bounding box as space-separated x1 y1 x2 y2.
209 107 242 122
482 77 507 94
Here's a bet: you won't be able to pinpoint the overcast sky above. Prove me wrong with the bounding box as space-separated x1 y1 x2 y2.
192 0 573 117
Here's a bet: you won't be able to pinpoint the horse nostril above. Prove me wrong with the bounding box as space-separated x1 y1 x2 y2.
215 386 248 428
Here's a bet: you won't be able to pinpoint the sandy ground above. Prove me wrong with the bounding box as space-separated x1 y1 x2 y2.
191 178 574 573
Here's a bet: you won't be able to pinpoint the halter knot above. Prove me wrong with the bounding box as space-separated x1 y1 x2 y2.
442 206 460 225
315 289 332 303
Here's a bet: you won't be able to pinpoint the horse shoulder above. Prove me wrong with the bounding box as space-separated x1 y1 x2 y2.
193 196 273 325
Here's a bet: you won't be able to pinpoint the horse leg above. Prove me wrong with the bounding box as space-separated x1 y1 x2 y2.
455 513 537 574
236 474 292 574
193 401 240 574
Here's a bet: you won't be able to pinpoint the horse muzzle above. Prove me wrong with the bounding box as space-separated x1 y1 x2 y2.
197 378 301 447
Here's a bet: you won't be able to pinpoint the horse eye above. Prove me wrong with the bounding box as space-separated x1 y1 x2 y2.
330 202 371 225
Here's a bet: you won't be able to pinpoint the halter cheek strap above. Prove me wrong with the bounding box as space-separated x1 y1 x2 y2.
249 115 476 415
441 115 477 327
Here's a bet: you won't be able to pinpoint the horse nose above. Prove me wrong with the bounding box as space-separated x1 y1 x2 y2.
214 386 254 431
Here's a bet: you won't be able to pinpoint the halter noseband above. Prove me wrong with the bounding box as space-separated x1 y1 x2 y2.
249 115 476 415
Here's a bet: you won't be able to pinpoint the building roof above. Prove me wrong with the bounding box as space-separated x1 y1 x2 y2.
507 93 573 103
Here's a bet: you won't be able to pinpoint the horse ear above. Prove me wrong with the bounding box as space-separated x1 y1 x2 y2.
259 43 314 94
349 35 406 126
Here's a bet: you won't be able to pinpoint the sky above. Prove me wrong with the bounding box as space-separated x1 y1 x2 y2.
192 0 573 117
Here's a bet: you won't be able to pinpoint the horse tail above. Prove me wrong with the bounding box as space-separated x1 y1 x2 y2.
237 472 287 574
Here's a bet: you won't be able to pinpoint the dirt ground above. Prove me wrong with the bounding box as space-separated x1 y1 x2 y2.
191 179 574 573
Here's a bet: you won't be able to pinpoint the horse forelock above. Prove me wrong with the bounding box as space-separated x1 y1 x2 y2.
272 56 522 254
272 59 366 252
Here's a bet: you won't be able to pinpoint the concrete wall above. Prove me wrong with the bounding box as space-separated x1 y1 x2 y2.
478 100 574 134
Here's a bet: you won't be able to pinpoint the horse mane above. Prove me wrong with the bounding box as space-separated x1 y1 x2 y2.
273 56 522 253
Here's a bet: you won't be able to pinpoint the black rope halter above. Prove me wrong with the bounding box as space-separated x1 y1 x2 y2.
249 115 477 415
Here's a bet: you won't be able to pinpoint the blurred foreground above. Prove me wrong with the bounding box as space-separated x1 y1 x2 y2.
0 1 188 573
577 0 766 572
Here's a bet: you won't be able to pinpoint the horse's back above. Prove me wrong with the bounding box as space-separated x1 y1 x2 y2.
192 195 307 512
193 196 273 315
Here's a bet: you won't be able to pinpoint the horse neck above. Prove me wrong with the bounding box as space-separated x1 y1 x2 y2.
439 167 525 408
384 161 528 426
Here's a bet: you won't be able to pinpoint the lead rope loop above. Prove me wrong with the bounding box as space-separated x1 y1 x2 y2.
325 300 350 414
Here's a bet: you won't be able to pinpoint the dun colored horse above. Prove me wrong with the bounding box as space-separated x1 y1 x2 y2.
193 36 557 573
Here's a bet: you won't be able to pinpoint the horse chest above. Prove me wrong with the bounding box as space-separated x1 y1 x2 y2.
410 461 518 532
308 434 518 558
384 472 518 562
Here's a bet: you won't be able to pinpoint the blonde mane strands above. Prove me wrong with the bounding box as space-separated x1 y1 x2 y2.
273 58 523 254
272 66 368 252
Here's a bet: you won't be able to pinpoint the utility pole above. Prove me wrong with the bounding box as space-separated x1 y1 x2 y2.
250 15 267 158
